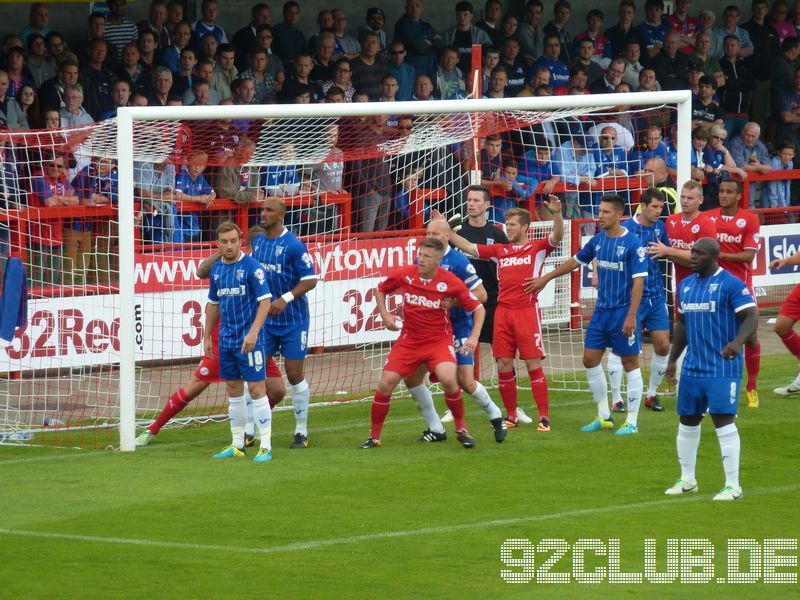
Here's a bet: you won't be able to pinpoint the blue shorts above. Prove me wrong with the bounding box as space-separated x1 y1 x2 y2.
452 321 474 366
677 375 740 416
584 306 642 356
264 321 309 360
638 296 670 332
219 345 269 382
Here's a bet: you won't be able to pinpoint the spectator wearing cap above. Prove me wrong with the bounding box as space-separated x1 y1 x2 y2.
652 30 691 90
691 75 725 131
572 9 612 67
360 8 389 60
387 41 415 101
718 35 754 138
443 1 492 74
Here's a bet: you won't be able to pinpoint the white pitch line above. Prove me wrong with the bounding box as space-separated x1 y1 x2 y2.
1 483 798 556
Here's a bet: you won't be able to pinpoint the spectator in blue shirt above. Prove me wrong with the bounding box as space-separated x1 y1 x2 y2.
530 34 570 88
637 0 672 62
763 140 795 208
174 151 216 243
387 41 416 101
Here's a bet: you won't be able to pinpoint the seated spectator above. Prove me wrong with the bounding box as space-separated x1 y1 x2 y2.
389 166 423 230
637 0 671 61
443 1 492 73
480 46 501 94
387 41 415 101
104 0 139 62
149 66 174 106
350 31 389 100
692 75 725 130
59 83 94 127
707 123 748 181
44 32 68 70
42 108 60 129
489 157 533 223
29 151 78 288
319 58 355 102
718 35 754 138
483 65 508 99
212 43 238 101
572 8 613 67
544 0 574 64
587 118 636 152
26 33 56 88
21 3 51 47
159 21 192 74
434 46 465 100
652 31 691 90
378 75 399 105
593 126 630 176
629 126 677 180
554 64 588 95
197 33 219 66
240 48 278 103
588 57 625 93
99 80 133 120
138 0 171 51
500 38 526 97
412 75 436 101
620 39 644 89
310 32 336 83
572 37 605 86
637 67 662 92
252 25 286 92
519 141 561 197
530 35 570 89
642 157 675 191
779 66 800 148
272 0 307 67
771 1 795 43
134 158 176 243
71 156 118 284
214 137 265 205
604 0 645 62
182 60 220 104
500 14 521 47
16 83 41 129
477 0 504 48
193 0 228 45
174 150 216 242
263 149 301 197
763 140 796 207
517 66 550 97
666 0 699 53
689 126 716 182
728 121 772 206
279 52 320 103
553 135 598 219
324 86 345 103
116 43 153 97
712 6 754 59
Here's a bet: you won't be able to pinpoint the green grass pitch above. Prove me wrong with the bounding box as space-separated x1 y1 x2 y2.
1 355 798 598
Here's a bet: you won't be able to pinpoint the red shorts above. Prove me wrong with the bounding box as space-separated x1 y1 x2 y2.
194 355 281 383
780 284 800 321
492 304 546 360
384 336 456 379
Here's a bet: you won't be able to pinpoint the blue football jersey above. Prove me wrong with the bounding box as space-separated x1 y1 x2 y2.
208 252 272 350
575 229 648 309
436 247 483 332
678 268 755 378
623 215 670 298
250 228 317 327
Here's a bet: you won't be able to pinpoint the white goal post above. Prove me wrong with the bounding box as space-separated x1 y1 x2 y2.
115 91 692 451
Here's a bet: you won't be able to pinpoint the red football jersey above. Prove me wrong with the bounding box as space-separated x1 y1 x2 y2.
475 238 556 308
665 212 717 285
378 265 481 343
707 208 760 285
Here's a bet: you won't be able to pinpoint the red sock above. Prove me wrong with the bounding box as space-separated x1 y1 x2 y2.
744 342 761 392
444 391 467 430
149 388 191 434
370 392 391 439
498 370 517 420
528 368 549 419
779 331 800 359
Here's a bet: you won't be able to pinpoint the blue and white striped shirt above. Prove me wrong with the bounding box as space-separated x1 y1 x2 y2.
208 252 272 350
678 268 755 378
436 246 482 332
623 215 670 299
250 228 317 327
575 228 648 309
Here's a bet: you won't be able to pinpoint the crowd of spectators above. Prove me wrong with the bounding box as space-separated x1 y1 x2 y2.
2 0 800 289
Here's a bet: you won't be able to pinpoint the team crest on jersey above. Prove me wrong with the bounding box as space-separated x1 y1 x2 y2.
275 246 284 258
236 269 245 281
736 218 746 228
436 282 448 292
302 252 313 268
741 288 750 295
466 264 476 274
616 246 626 257
487 238 495 245
709 283 719 293
691 224 700 234
753 233 760 243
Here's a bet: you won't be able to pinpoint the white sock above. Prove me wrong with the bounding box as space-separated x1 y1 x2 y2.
408 383 445 434
469 381 502 421
793 370 800 387
251 396 272 451
587 365 610 420
677 423 701 482
244 386 255 437
625 368 643 426
290 379 310 436
228 394 247 449
715 423 741 489
607 352 623 403
648 353 669 397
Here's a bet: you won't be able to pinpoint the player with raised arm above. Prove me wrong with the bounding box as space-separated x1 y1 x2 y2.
607 188 672 413
526 194 647 435
363 237 486 450
250 198 318 448
205 222 274 462
664 237 757 500
769 249 800 395
707 179 761 408
447 199 563 431
136 226 285 447
403 218 507 443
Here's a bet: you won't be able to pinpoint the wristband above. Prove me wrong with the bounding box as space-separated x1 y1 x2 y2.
281 291 295 303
